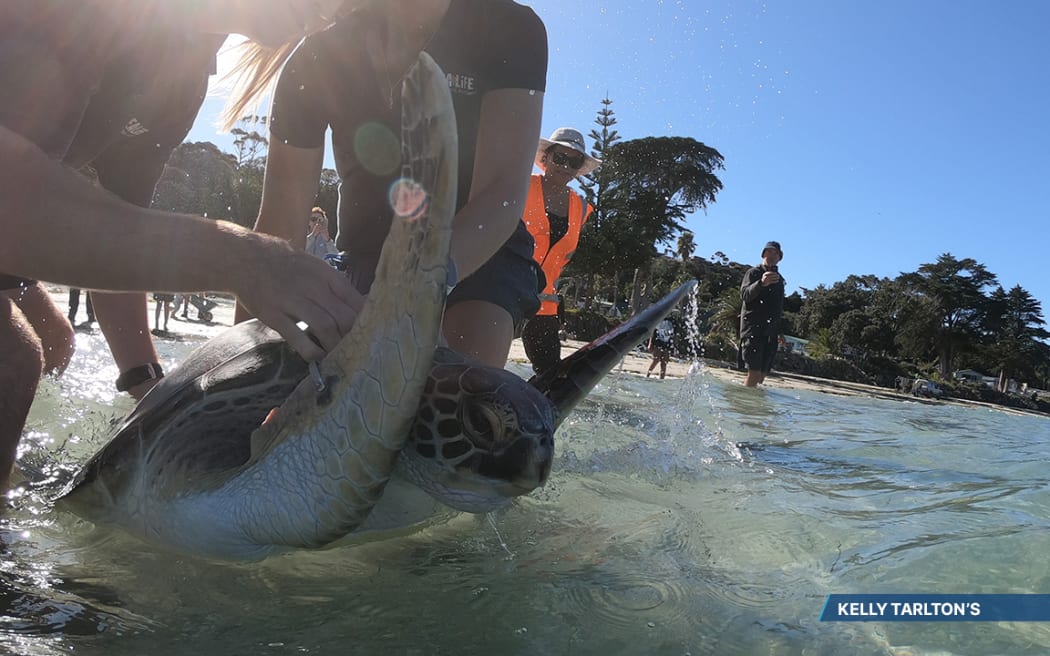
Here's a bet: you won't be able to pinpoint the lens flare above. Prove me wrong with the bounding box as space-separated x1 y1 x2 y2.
353 122 400 176
389 178 429 221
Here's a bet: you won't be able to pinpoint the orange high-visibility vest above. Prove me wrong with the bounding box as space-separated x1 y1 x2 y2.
522 174 593 316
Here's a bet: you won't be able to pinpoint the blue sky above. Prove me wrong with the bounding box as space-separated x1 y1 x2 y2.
188 0 1050 312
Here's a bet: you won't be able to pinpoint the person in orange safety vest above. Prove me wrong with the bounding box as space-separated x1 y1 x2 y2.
520 127 601 374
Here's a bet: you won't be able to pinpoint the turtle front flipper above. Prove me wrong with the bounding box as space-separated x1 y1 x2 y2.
530 281 697 425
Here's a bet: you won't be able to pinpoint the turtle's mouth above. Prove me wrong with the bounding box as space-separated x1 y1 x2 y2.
397 451 530 513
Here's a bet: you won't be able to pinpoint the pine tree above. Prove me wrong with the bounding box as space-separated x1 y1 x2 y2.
579 95 620 210
571 96 623 309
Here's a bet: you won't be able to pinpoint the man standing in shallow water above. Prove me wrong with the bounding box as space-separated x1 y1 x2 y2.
738 241 786 387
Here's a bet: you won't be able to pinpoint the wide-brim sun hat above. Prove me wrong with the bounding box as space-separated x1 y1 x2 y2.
536 127 602 176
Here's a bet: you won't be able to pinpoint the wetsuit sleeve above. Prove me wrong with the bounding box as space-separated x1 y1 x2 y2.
485 4 548 93
269 39 329 149
741 267 764 304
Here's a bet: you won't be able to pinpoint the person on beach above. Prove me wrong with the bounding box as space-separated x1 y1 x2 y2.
234 0 548 368
738 240 786 387
153 293 174 335
67 288 95 329
305 208 339 260
520 127 599 375
0 0 363 493
647 317 674 380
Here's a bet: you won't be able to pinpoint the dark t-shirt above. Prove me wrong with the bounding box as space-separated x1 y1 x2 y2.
270 0 547 283
546 211 570 247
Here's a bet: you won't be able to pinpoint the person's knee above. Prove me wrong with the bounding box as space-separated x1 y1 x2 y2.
443 300 513 367
39 316 75 375
1 299 46 384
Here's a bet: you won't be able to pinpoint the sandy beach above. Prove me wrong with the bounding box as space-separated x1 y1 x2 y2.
47 285 1046 418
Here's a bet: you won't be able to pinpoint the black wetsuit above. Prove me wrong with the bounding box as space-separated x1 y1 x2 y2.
269 0 548 323
0 2 222 289
738 265 786 373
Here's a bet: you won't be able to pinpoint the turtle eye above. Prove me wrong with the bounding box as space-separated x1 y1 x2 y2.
461 402 500 449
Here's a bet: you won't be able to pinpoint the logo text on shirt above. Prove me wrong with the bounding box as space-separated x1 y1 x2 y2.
445 73 477 95
122 118 149 137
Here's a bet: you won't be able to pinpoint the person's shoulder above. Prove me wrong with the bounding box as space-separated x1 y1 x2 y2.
463 0 545 34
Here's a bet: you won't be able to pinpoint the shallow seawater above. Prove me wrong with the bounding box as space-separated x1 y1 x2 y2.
4 329 1050 655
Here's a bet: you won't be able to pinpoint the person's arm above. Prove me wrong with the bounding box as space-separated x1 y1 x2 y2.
233 138 326 323
450 88 544 279
0 126 359 362
256 140 326 249
741 268 764 304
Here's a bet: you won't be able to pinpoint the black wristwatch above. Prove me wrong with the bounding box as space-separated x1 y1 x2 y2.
115 362 164 393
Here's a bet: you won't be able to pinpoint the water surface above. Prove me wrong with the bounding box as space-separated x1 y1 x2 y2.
4 328 1049 655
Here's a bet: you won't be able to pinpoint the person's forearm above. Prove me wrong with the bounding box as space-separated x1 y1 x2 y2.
0 127 277 294
449 88 543 278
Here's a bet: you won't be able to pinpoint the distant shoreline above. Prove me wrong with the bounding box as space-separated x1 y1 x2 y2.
513 337 1050 420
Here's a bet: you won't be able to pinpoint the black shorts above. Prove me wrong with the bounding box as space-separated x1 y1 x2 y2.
0 273 35 291
447 247 541 328
738 334 778 373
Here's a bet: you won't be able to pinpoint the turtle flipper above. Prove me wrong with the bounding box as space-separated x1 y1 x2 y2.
530 281 697 425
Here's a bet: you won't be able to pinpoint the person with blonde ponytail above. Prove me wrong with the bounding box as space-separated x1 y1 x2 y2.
241 0 548 369
0 0 357 492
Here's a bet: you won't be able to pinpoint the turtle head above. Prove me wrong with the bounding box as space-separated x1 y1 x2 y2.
400 352 556 513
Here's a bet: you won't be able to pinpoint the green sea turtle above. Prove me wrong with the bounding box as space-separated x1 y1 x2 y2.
57 53 696 561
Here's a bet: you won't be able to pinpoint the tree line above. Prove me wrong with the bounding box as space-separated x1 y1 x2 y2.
149 103 1050 393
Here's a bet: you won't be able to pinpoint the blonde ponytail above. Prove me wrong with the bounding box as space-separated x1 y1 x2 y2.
218 40 297 132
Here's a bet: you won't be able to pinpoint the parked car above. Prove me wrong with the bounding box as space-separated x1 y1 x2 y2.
911 378 943 398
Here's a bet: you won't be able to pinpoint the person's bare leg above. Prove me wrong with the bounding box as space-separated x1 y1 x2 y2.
744 370 765 387
2 283 75 375
91 291 161 400
442 300 513 368
0 296 44 492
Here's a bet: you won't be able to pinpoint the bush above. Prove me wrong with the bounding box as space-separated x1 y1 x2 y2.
856 355 913 388
562 310 614 343
775 351 873 384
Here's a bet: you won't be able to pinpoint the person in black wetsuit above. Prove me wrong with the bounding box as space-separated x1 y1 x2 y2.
738 240 786 387
0 0 360 493
235 0 548 369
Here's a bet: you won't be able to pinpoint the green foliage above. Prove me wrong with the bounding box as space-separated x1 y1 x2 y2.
898 253 998 378
152 141 240 222
562 309 613 342
569 98 724 306
676 231 695 261
807 328 835 359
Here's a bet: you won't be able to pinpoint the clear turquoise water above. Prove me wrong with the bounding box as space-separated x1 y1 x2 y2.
4 329 1050 655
